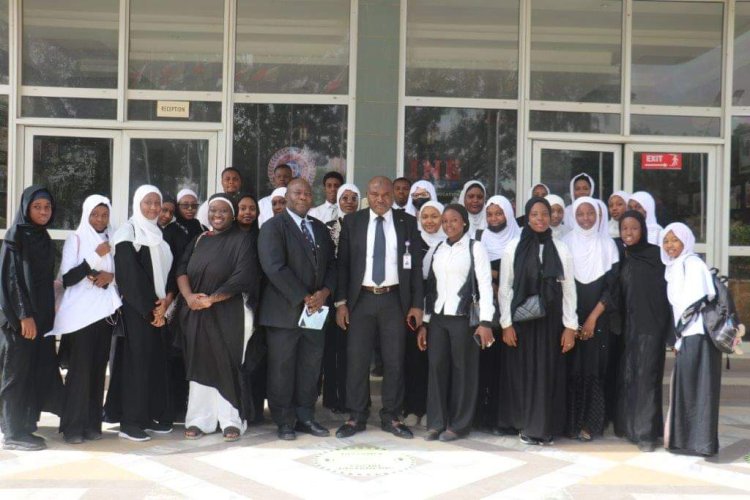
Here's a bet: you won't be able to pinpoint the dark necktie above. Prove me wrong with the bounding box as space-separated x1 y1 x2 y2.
373 216 385 285
300 219 316 258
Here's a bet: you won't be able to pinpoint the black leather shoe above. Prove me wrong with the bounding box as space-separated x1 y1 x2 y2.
64 433 84 445
295 420 330 437
438 429 462 442
84 430 103 441
278 424 296 441
382 421 413 439
335 421 366 438
424 429 440 441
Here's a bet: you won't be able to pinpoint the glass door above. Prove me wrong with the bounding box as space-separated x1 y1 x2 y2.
531 141 622 207
23 127 122 239
624 144 718 263
121 131 218 219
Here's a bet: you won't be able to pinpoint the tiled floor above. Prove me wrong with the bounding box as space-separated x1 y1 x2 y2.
1 355 748 499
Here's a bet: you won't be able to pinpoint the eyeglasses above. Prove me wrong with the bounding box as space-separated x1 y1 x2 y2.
179 203 199 210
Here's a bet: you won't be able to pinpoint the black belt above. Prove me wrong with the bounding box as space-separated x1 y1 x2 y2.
361 285 399 295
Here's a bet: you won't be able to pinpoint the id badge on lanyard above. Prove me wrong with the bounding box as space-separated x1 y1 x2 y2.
403 240 412 270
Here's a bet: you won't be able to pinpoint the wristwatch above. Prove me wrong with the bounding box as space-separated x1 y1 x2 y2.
334 300 347 308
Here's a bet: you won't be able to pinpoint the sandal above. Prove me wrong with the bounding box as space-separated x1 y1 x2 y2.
223 426 241 442
577 429 592 442
184 426 204 440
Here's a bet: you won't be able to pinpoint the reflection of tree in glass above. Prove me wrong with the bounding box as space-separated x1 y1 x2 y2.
404 107 516 205
232 104 347 204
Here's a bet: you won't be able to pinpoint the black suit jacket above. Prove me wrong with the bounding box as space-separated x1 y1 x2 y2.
258 211 336 329
335 208 424 314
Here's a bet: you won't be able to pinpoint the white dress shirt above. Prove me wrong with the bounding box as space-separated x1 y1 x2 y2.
362 209 399 287
309 201 338 224
498 237 578 330
425 233 494 323
286 208 315 244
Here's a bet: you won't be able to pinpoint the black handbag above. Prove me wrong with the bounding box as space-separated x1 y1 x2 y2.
468 240 481 328
107 308 126 338
512 294 546 323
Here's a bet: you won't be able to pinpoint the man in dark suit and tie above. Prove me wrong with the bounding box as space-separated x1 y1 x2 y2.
258 178 336 440
334 176 424 439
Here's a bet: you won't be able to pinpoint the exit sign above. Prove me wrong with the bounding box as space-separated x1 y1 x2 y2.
641 153 682 170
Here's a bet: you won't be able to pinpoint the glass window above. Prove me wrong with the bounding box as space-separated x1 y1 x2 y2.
530 0 622 103
0 0 8 85
630 114 720 137
631 1 722 107
128 138 210 208
538 148 615 206
22 0 119 88
31 135 113 230
734 2 750 106
0 96 6 227
730 117 750 245
127 100 221 122
729 257 750 317
406 0 519 99
632 151 709 242
235 0 350 94
21 97 117 119
232 104 347 203
403 107 517 205
530 111 620 134
129 0 224 92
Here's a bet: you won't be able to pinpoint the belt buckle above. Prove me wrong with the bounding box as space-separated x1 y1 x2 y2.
373 286 385 295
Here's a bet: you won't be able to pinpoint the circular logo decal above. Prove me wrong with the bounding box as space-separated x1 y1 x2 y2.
267 146 317 185
312 445 417 477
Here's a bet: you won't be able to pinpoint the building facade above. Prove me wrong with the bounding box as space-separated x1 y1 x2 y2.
0 0 749 303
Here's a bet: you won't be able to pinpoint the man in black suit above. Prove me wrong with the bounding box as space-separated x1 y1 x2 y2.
258 178 336 440
334 176 424 439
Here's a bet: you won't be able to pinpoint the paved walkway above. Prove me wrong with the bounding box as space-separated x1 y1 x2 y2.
1 355 748 499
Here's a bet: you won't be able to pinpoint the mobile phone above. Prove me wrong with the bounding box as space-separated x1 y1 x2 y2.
407 316 417 331
473 332 482 347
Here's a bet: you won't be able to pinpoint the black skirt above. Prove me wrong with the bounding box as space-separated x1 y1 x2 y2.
666 334 722 456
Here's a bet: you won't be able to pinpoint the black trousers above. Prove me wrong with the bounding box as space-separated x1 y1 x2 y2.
346 290 406 424
266 325 325 426
426 314 479 434
59 319 112 436
322 320 347 411
0 324 63 440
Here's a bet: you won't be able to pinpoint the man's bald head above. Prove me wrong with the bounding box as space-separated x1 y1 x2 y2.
367 176 394 216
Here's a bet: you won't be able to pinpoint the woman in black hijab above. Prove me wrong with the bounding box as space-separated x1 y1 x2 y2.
0 185 64 451
614 210 672 452
497 197 578 445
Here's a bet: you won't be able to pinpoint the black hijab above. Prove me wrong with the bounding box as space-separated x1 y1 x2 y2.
0 185 56 332
619 210 661 267
443 203 470 239
235 192 260 236
511 197 564 314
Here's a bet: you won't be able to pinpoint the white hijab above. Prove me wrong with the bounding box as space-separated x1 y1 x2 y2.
564 173 596 227
593 198 611 238
546 194 571 239
258 187 287 227
481 195 520 262
51 195 122 336
562 197 619 284
458 180 487 235
113 185 173 299
607 190 630 238
418 200 446 279
630 191 662 244
405 180 438 216
336 183 361 219
660 222 714 313
176 188 199 204
528 182 550 199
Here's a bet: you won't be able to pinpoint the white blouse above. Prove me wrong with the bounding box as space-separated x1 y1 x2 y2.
425 233 494 323
498 237 578 330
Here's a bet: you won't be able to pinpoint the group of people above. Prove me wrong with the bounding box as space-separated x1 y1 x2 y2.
0 166 723 458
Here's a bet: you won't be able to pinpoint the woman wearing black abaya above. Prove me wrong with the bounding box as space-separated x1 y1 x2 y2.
661 223 722 457
0 186 64 451
498 197 578 445
105 185 175 442
178 194 254 442
613 211 671 452
562 197 619 442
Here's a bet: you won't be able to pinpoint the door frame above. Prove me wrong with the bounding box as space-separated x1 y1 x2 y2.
624 143 719 264
530 140 623 200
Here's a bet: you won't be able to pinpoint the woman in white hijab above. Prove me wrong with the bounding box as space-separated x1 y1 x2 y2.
326 183 360 253
53 195 121 444
660 223 721 457
629 191 663 244
457 180 487 237
473 195 519 431
105 185 175 442
564 173 596 227
405 180 438 216
546 194 570 239
257 187 288 227
528 183 550 199
562 196 619 442
607 191 630 238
